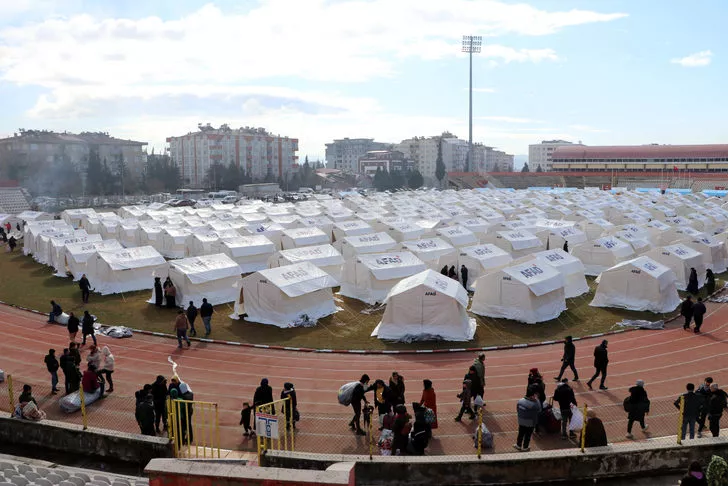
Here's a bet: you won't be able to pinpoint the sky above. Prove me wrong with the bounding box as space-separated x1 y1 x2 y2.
0 0 725 164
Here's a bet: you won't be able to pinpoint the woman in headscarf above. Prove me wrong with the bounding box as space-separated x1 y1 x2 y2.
527 368 546 404
687 267 699 295
100 346 115 393
164 278 177 308
582 408 608 448
281 382 298 429
706 269 716 296
154 277 163 307
419 379 438 429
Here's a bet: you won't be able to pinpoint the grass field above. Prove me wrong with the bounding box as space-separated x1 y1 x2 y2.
0 248 694 350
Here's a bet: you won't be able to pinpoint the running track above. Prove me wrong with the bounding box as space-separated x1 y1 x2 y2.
0 301 727 456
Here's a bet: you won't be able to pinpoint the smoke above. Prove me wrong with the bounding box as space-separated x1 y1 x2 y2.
168 355 181 381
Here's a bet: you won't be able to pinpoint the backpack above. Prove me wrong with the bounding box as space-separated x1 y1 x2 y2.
423 407 436 425
338 381 359 406
623 396 632 413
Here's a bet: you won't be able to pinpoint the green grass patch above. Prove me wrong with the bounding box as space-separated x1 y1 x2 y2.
0 248 697 350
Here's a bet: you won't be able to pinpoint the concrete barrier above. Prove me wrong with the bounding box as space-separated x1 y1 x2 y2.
262 436 728 485
0 411 173 465
145 458 355 486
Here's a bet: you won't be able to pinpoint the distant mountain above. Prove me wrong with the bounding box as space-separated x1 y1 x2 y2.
513 155 528 170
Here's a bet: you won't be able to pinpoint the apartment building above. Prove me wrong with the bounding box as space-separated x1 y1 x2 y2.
528 140 580 171
325 138 390 173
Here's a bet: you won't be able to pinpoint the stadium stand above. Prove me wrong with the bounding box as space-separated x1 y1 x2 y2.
0 188 31 213
0 455 147 486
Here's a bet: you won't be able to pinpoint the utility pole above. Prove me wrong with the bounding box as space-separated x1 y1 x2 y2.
462 35 482 173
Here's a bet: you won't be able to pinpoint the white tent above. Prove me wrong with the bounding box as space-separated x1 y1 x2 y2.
281 227 330 250
299 216 334 236
457 244 513 291
385 221 425 242
547 226 587 250
236 261 339 327
338 231 398 259
615 230 652 255
485 230 543 259
212 235 276 273
644 244 705 291
684 235 728 273
268 244 345 280
332 219 374 241
35 229 82 265
571 236 635 276
17 211 53 223
161 228 192 259
400 238 458 271
50 233 102 275
528 248 589 298
63 239 124 280
576 218 614 240
339 251 427 305
116 220 140 248
372 269 476 342
85 246 167 295
590 256 680 313
61 208 97 229
157 253 242 307
246 222 285 250
457 218 491 239
185 229 240 257
470 260 567 324
23 221 71 256
136 224 165 251
436 225 479 248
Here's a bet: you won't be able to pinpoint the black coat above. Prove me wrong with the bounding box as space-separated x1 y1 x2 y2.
466 372 483 399
79 277 90 291
253 384 274 407
186 305 198 322
708 389 728 415
553 383 577 410
152 380 168 405
593 344 608 368
674 391 703 419
681 300 694 317
67 315 79 333
136 397 156 432
627 385 650 418
59 354 72 376
200 302 214 318
693 302 706 319
82 314 94 334
562 341 575 363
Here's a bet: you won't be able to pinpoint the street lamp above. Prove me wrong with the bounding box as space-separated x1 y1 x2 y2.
462 35 482 173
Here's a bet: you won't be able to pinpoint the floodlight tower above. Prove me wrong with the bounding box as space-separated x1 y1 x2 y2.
462 35 482 173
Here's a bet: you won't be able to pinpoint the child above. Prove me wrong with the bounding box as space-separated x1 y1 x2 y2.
240 402 254 436
363 404 374 430
455 379 475 421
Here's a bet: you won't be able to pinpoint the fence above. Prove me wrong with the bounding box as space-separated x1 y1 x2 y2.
0 373 711 458
255 397 294 463
167 397 220 459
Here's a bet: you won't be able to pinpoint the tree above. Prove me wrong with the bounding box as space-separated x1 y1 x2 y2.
373 167 383 191
521 163 530 173
390 169 405 190
435 138 446 187
407 169 424 189
205 162 226 190
264 166 275 183
86 148 104 195
536 164 543 173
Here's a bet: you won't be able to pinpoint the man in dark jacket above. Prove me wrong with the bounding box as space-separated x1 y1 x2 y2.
81 310 96 346
675 383 703 440
59 348 72 394
136 392 156 436
555 336 579 382
697 377 714 437
692 297 707 333
151 375 168 433
460 265 469 290
253 378 274 414
44 349 60 394
707 383 728 437
199 298 214 336
681 296 694 330
349 374 371 436
553 378 577 439
186 301 198 337
79 274 91 304
587 340 609 390
389 372 405 405
48 300 63 323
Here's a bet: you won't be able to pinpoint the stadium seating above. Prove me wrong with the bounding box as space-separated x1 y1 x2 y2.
0 457 146 486
0 188 31 213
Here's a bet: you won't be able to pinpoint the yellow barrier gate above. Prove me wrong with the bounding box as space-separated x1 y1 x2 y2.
256 397 294 463
167 397 220 459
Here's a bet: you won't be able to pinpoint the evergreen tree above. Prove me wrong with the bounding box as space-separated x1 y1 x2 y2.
435 138 446 187
536 164 543 173
373 167 383 191
521 163 530 173
264 166 275 183
408 169 424 189
390 169 405 190
85 148 104 195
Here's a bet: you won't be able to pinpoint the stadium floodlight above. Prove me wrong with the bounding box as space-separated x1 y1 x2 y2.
462 35 482 173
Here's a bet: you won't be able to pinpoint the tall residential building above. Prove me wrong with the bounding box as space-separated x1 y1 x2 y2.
528 140 581 171
0 129 147 178
167 124 299 187
357 150 413 177
395 136 439 181
325 138 390 173
472 144 514 172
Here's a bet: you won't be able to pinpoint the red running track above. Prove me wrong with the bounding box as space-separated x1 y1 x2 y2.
0 302 727 456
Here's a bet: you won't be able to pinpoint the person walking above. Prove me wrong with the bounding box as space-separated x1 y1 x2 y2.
692 297 707 333
59 348 72 395
472 353 486 400
554 336 579 382
154 277 163 307
674 383 702 440
687 267 699 295
465 366 484 410
174 310 191 348
200 298 214 336
253 378 275 414
44 349 60 394
707 383 728 437
389 371 405 406
586 340 609 390
527 368 546 404
67 312 79 343
135 391 156 436
681 295 694 330
705 269 716 296
100 346 115 393
281 382 298 429
47 300 63 324
514 385 542 452
348 374 371 436
79 274 91 304
81 310 96 346
186 301 198 337
151 375 169 434
697 377 714 437
460 264 469 290
8 235 16 252
625 379 650 439
455 379 476 421
448 265 457 280
553 378 577 440
420 379 438 429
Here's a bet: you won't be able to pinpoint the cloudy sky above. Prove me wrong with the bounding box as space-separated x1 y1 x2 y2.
0 0 723 162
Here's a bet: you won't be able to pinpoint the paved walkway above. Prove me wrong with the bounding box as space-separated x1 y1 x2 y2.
0 301 727 456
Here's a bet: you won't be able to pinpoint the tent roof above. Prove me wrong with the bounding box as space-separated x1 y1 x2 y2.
460 243 511 261
282 227 328 239
608 256 677 289
533 248 585 275
593 236 634 255
169 253 242 284
96 246 165 270
50 233 101 248
355 252 427 280
277 244 344 266
501 261 564 296
496 230 542 250
658 244 702 260
401 237 455 256
384 269 469 307
66 239 123 256
343 231 396 249
254 261 338 297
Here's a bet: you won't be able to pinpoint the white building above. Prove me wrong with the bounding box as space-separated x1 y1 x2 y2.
528 140 580 171
325 138 390 173
167 123 299 188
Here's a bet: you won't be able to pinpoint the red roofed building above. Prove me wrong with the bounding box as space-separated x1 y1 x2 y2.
551 144 728 171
